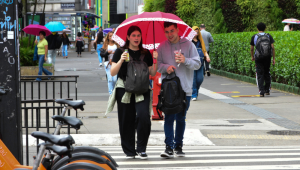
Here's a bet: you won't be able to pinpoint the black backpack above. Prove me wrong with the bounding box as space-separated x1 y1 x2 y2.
157 73 187 118
121 48 150 94
255 33 272 60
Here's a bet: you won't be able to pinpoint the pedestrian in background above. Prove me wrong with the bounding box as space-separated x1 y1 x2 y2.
94 29 104 66
157 22 200 158
191 26 210 101
250 22 275 97
46 32 62 67
283 23 293 31
100 32 119 95
200 24 214 76
110 25 158 159
35 31 52 81
75 32 84 57
61 32 71 59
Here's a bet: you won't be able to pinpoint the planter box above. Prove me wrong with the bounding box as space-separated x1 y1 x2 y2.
21 66 54 79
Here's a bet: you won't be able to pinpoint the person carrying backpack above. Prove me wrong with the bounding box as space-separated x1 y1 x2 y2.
250 22 275 97
191 26 210 101
157 22 201 158
110 25 158 159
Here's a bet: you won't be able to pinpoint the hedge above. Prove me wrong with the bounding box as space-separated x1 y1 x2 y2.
209 31 300 87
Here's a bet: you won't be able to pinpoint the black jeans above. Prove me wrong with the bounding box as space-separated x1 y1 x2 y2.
116 88 151 156
77 46 82 55
255 57 271 95
204 51 210 71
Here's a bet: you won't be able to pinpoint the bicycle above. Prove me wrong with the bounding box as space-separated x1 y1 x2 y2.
46 99 118 169
0 99 117 169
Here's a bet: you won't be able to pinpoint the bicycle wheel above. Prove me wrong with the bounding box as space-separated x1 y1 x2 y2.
57 162 105 170
52 146 118 167
51 152 116 170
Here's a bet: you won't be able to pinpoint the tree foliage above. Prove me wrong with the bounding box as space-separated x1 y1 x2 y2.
165 0 177 14
176 0 196 26
143 0 300 33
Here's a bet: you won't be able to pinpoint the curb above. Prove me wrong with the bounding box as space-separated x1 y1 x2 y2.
23 129 214 146
210 68 300 95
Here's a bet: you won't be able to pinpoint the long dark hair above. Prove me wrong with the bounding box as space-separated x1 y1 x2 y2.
124 26 147 54
97 31 103 42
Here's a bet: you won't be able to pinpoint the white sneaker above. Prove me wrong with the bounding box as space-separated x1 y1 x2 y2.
125 155 135 159
99 63 103 67
192 98 197 101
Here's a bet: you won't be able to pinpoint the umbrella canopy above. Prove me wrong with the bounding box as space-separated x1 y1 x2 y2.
58 29 72 34
110 24 120 28
23 24 52 36
45 22 66 32
112 11 196 50
103 28 113 34
282 18 300 24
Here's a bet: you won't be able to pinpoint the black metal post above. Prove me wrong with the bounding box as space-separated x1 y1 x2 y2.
0 0 23 163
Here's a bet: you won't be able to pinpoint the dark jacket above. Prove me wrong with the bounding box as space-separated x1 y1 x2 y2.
46 33 62 50
62 36 71 45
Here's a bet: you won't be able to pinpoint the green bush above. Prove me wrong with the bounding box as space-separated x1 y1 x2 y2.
19 37 37 66
210 31 300 87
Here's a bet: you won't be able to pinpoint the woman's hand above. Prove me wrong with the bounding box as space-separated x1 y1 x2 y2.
205 52 211 62
35 40 38 45
44 57 47 62
153 51 158 59
120 52 127 62
108 50 113 54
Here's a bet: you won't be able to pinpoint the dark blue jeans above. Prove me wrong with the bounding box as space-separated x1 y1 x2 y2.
192 65 204 98
36 55 52 81
164 96 191 149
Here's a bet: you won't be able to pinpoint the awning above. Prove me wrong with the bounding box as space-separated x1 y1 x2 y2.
27 11 101 18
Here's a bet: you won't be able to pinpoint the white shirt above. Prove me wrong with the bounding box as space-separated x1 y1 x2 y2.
104 44 118 68
107 44 117 60
284 25 290 31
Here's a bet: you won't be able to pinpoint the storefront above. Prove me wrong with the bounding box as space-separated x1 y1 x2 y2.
27 11 101 42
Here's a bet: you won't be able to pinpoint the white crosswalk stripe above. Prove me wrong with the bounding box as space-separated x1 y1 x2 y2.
95 146 300 170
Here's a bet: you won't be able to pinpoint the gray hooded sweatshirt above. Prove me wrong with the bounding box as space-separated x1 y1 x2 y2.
157 38 201 96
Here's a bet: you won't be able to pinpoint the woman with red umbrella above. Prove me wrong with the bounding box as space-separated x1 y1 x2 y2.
110 26 158 159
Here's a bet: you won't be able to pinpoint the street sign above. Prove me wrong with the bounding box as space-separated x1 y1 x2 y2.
61 3 75 9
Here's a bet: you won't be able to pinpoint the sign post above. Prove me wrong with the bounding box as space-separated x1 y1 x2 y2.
0 0 23 163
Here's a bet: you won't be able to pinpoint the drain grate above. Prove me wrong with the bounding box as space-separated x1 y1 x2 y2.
267 130 300 136
228 120 261 123
203 125 243 127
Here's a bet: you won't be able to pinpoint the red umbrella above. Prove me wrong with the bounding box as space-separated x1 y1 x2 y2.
23 24 52 36
112 11 196 51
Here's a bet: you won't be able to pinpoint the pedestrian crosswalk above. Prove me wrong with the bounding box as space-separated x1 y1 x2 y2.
95 146 300 170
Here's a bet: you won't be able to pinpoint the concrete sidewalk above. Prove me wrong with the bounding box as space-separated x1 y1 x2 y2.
45 50 300 146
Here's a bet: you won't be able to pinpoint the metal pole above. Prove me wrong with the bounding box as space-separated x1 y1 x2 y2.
0 0 23 163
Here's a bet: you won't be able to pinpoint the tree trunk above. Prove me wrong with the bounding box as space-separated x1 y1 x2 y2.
27 0 37 48
43 0 47 13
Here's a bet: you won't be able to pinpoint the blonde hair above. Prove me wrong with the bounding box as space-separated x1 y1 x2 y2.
102 32 119 50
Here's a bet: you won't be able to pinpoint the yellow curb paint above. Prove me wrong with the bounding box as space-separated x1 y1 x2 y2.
231 95 260 97
207 134 300 140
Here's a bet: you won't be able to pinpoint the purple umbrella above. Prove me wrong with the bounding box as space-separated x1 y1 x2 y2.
103 28 113 34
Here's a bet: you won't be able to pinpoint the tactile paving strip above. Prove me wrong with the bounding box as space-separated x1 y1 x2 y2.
200 88 300 130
